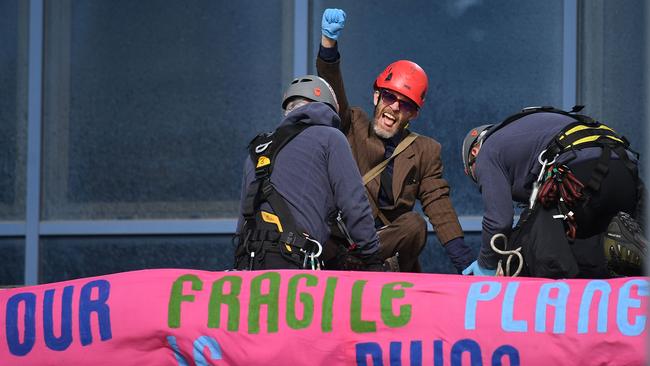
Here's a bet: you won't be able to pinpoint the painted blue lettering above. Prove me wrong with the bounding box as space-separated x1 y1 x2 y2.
387 341 422 366
409 341 422 366
465 281 501 330
578 280 610 334
451 339 482 366
6 292 36 356
617 279 648 336
193 336 223 365
390 341 401 366
44 286 74 351
535 282 569 333
433 340 443 366
356 342 383 366
79 279 112 346
491 345 520 366
502 282 527 332
167 335 190 366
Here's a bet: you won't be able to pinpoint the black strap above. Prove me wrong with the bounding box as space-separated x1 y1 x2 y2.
584 143 612 195
240 122 314 257
483 105 595 142
484 105 639 194
242 122 312 221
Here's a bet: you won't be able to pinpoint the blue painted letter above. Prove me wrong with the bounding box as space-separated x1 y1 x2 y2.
578 280 610 334
193 336 223 365
44 286 74 351
356 342 383 366
6 292 36 356
491 345 520 366
617 279 648 336
502 282 527 332
465 281 501 330
535 282 569 333
451 339 482 366
79 279 112 346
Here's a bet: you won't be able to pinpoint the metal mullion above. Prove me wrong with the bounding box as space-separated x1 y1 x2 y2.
563 0 578 110
39 219 238 236
25 0 44 285
37 217 483 236
292 0 308 77
0 223 26 236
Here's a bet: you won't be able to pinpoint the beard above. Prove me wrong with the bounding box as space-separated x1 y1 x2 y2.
372 121 397 139
372 104 407 139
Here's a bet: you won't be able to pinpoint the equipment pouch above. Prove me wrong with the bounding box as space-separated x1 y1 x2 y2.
509 206 579 278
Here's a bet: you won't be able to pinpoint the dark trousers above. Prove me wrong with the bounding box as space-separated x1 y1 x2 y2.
323 211 427 272
516 157 640 278
570 158 639 238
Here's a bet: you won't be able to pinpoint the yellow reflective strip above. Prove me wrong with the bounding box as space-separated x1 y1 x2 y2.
256 156 271 168
559 124 590 140
261 211 283 232
285 244 292 252
567 135 624 148
559 124 617 141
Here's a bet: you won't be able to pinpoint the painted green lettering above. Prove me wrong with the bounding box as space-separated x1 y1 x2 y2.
321 277 338 332
351 280 376 333
168 274 203 328
248 272 280 334
286 273 317 329
208 275 242 331
381 281 413 328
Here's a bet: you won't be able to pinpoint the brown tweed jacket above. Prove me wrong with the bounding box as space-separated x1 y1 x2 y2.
317 57 464 244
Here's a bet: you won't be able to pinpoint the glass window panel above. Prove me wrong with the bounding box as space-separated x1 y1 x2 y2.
310 1 565 215
578 0 647 169
38 232 469 284
0 0 27 220
43 0 287 220
0 238 25 286
40 235 234 283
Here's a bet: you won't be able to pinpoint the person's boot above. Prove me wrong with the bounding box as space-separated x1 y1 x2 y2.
603 212 647 276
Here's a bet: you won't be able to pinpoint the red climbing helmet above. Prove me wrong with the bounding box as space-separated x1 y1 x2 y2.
374 60 428 108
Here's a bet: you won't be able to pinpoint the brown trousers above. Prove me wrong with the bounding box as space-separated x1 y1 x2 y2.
323 211 427 272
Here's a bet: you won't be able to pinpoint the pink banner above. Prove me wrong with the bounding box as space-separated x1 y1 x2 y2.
0 269 647 365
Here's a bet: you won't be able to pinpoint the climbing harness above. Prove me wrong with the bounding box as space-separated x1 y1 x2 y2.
235 122 323 270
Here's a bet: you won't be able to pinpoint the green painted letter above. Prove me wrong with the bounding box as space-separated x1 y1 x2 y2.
208 275 242 331
351 280 376 333
286 273 317 329
168 274 203 328
248 272 281 334
381 281 413 328
321 277 338 332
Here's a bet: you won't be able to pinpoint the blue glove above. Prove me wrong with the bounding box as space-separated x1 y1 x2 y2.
462 260 497 276
321 8 346 40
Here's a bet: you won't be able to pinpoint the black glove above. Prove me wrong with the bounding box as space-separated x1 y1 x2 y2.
444 237 474 273
339 250 397 272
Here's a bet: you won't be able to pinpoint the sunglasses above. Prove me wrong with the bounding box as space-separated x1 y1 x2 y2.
380 89 418 114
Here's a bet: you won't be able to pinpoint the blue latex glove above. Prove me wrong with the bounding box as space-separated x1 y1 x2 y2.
321 8 346 40
462 260 497 276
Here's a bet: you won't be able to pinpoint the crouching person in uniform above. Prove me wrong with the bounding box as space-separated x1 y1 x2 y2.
461 106 646 278
234 75 384 271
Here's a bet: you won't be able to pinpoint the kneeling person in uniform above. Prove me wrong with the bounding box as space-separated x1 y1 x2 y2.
234 75 383 271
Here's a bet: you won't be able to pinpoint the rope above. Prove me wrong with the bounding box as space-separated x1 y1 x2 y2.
490 233 524 277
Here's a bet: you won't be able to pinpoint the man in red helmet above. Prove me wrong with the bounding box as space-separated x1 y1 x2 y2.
316 8 473 273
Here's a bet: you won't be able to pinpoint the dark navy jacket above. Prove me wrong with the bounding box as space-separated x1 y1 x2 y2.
474 112 609 268
236 102 380 255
